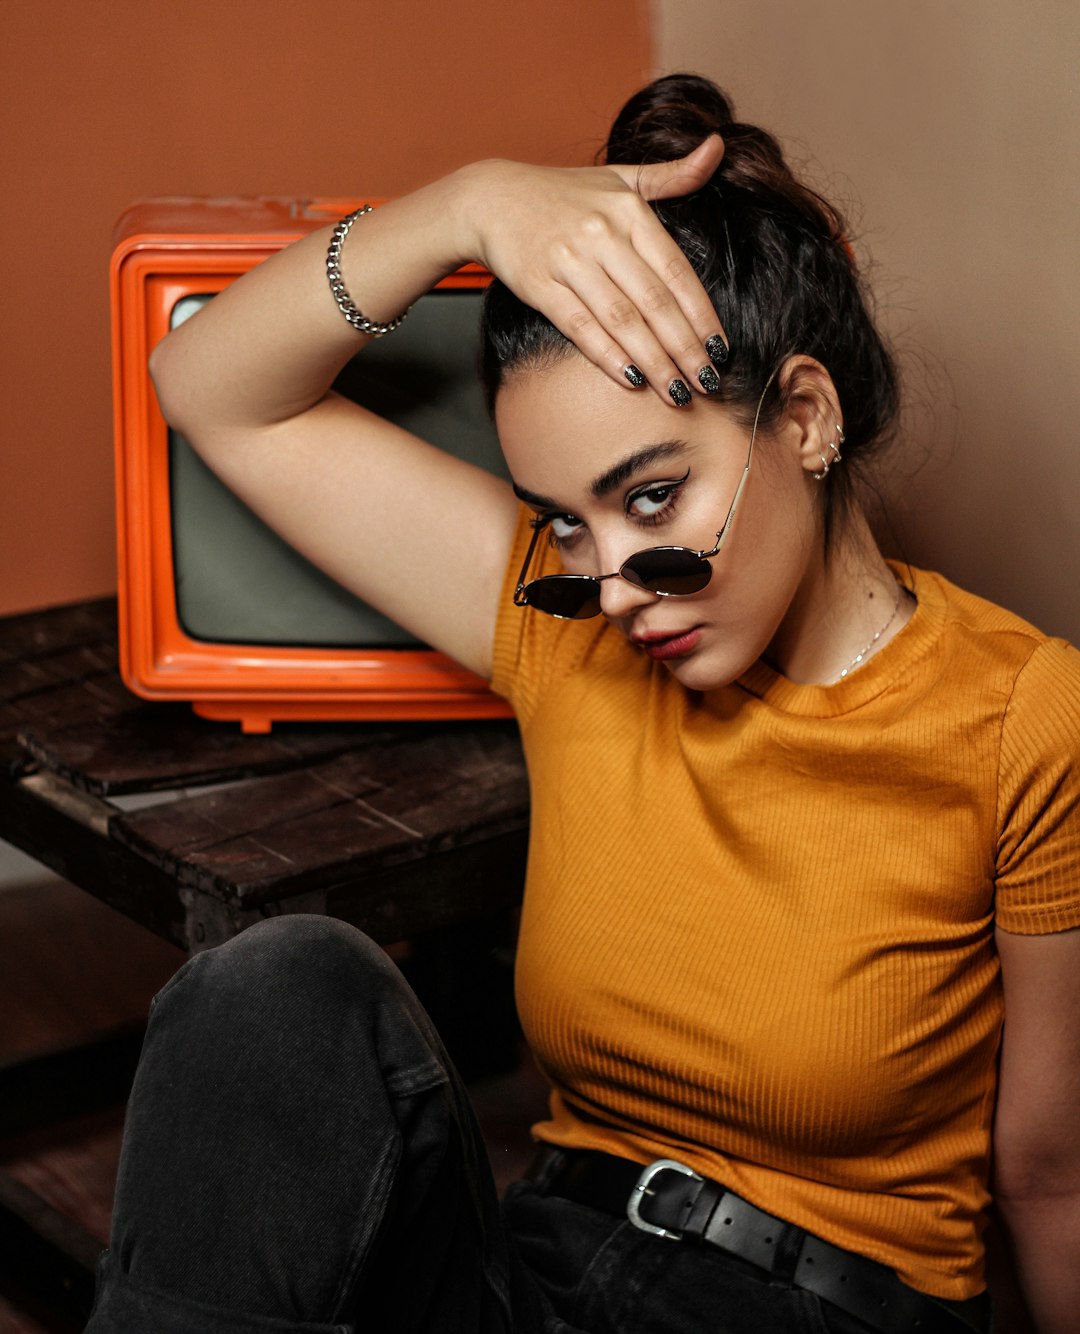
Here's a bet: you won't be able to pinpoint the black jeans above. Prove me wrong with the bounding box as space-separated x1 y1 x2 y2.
85 916 883 1333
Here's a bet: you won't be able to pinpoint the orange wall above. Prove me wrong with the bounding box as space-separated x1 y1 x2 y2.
0 0 649 616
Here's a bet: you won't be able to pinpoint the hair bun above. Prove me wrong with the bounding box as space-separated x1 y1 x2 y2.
606 72 734 165
608 73 847 259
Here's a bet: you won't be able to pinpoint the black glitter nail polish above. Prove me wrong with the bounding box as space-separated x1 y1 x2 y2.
668 378 692 407
624 364 646 388
705 334 728 366
698 365 721 394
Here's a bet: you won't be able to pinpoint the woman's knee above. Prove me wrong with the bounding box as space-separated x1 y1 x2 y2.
200 911 386 972
155 914 388 1018
147 914 447 1091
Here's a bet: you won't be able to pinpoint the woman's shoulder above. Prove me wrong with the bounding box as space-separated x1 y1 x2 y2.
912 560 1080 756
912 562 1059 641
907 562 1080 690
900 566 1080 935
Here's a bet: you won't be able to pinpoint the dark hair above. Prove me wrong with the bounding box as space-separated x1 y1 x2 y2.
480 73 900 542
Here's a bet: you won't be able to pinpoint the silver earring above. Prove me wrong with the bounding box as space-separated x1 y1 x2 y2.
812 424 845 481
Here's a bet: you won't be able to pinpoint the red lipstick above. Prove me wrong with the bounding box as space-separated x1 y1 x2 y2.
633 628 702 661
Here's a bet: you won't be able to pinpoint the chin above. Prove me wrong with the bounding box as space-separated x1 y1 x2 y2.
660 646 750 693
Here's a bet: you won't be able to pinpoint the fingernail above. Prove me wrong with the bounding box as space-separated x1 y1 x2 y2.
705 334 728 366
698 365 721 394
668 378 692 407
624 364 646 388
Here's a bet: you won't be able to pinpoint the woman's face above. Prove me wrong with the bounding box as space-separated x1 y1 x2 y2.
495 353 825 692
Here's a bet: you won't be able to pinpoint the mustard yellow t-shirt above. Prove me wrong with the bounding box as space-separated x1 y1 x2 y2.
491 509 1080 1301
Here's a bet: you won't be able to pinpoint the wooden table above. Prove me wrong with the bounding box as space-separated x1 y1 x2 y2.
0 597 530 1322
0 599 529 953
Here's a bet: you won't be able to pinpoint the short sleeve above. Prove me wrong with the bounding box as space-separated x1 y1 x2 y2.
995 638 1080 934
490 504 594 727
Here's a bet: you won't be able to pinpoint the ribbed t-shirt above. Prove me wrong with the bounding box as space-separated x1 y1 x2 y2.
491 507 1080 1300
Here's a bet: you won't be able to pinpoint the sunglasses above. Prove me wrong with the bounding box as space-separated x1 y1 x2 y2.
513 373 773 621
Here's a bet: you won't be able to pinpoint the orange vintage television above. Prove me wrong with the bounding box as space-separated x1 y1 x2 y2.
111 196 513 732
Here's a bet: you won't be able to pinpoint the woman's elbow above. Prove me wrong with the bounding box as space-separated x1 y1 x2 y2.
993 1136 1080 1206
148 332 186 430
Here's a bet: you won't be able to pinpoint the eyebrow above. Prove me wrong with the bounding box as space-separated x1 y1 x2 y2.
511 441 691 511
589 442 690 499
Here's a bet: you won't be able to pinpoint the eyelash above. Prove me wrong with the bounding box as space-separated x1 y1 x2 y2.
532 475 688 551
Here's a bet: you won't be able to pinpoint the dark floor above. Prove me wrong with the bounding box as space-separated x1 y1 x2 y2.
0 861 547 1334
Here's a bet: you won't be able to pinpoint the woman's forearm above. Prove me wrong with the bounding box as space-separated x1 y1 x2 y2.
149 168 478 442
995 1189 1080 1333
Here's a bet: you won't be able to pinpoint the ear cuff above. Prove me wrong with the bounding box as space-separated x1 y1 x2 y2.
812 425 845 481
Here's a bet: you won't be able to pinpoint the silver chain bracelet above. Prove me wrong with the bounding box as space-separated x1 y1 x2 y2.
325 205 410 336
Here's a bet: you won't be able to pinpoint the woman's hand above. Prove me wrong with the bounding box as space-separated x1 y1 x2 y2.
450 137 728 404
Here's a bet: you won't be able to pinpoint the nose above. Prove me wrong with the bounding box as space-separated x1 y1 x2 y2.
597 565 658 621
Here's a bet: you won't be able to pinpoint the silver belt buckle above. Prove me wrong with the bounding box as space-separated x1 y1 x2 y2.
627 1158 703 1240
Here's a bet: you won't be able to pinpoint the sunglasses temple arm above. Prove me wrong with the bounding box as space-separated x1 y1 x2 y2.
707 374 769 558
513 524 544 606
708 464 751 557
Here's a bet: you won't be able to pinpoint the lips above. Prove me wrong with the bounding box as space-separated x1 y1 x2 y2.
632 627 702 661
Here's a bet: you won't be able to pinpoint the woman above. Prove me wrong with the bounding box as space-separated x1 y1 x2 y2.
87 76 1079 1334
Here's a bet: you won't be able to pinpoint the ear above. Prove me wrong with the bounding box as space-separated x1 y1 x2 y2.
777 356 844 480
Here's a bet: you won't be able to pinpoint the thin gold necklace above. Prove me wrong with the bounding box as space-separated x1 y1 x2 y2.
835 579 905 680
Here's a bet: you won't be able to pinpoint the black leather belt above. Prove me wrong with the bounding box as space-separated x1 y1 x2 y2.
527 1148 989 1334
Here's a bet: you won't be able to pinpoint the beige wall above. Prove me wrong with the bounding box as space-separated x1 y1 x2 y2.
654 0 1080 642
0 0 649 616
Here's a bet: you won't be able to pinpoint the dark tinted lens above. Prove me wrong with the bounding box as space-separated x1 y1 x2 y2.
622 547 711 595
524 576 602 619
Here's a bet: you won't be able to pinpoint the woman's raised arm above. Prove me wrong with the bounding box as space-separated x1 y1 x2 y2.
149 144 726 676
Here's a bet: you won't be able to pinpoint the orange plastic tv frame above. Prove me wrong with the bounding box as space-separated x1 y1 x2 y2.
111 196 513 732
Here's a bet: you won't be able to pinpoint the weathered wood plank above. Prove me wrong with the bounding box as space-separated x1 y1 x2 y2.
0 774 191 949
0 660 58 703
19 709 395 795
112 726 525 853
0 602 126 774
0 599 116 665
114 769 383 860
0 646 119 695
8 683 135 741
174 828 528 951
111 727 529 906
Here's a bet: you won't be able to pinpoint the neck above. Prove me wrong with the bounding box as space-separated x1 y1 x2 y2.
765 506 912 685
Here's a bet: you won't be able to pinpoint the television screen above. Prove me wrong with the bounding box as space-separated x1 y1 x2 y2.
169 289 506 648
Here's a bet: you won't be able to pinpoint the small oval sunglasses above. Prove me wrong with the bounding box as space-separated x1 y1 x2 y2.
513 370 776 621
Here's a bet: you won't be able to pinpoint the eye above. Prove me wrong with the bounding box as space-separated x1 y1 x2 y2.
532 512 585 548
627 471 689 523
550 514 583 541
